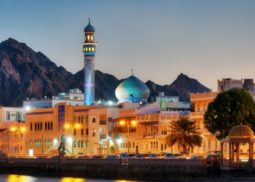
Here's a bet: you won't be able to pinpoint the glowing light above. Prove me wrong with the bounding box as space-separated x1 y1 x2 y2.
67 137 73 144
119 120 125 126
75 123 80 129
10 126 17 132
117 138 122 145
131 120 137 126
28 149 33 157
53 138 58 146
61 177 85 182
25 106 31 112
109 140 114 146
64 123 70 129
108 101 113 105
20 127 26 132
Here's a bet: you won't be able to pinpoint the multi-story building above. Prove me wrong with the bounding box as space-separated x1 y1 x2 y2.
0 121 26 156
218 78 255 92
25 103 91 157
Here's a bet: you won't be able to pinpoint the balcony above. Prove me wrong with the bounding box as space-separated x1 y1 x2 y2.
100 134 107 140
143 132 156 138
113 127 128 133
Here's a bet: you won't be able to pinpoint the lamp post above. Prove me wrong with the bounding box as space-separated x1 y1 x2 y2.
119 119 137 154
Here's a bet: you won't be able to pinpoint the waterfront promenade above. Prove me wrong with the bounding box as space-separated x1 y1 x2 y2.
0 157 207 180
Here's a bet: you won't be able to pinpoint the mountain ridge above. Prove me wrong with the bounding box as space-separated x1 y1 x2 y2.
0 38 210 106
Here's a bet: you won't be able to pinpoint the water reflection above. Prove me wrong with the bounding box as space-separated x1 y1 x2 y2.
7 174 36 182
61 177 85 182
3 175 139 182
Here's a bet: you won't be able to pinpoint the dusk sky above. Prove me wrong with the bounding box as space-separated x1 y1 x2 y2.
1 0 255 90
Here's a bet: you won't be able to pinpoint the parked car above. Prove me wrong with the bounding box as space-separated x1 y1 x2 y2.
105 155 120 159
134 154 144 159
164 153 176 159
78 155 91 159
206 154 220 166
189 155 204 160
148 153 158 159
91 155 104 159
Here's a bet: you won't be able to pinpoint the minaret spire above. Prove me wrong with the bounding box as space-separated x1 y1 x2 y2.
83 19 96 105
131 68 134 76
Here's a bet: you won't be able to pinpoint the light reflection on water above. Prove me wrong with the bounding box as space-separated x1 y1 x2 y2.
1 175 138 182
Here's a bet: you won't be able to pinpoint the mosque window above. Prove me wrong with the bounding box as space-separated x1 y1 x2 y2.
92 47 94 51
91 35 93 40
89 47 91 52
87 35 90 40
85 47 88 51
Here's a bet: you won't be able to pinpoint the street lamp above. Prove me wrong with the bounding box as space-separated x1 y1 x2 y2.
64 123 81 155
118 119 137 153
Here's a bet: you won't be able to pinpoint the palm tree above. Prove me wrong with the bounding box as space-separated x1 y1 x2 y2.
166 119 202 155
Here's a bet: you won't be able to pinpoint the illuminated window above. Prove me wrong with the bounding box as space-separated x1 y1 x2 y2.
89 47 91 51
92 47 95 51
87 35 90 40
91 35 93 40
85 47 88 51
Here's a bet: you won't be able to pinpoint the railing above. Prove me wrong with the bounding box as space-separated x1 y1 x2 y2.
112 127 128 133
143 133 156 138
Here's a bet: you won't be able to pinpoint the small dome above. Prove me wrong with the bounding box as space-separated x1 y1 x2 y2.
228 124 254 139
84 21 95 32
115 75 150 103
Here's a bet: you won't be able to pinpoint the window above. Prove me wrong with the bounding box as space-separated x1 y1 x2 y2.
81 129 84 135
16 112 21 121
81 116 84 123
86 115 89 123
45 122 48 130
73 129 76 136
92 47 94 51
30 123 33 131
6 111 10 120
92 118 96 123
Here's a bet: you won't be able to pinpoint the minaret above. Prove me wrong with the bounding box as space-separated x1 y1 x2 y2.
83 19 97 105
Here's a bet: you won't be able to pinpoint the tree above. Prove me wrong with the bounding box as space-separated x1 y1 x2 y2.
204 88 255 140
166 119 202 154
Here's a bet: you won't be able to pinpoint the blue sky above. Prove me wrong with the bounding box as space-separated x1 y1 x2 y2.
1 0 255 90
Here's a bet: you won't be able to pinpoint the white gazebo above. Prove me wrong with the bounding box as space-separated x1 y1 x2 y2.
221 124 255 167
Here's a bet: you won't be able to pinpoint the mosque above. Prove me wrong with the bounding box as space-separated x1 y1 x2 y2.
0 20 249 162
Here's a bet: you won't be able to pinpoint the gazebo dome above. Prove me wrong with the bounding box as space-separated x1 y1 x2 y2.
228 124 254 139
115 75 150 103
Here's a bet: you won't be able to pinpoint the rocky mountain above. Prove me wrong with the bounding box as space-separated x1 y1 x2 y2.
0 38 210 106
145 74 210 102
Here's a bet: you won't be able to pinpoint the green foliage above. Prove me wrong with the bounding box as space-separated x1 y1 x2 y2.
204 88 255 140
166 119 202 154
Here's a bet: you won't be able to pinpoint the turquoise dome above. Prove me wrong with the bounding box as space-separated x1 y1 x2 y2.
115 76 150 103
